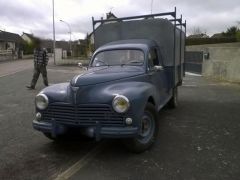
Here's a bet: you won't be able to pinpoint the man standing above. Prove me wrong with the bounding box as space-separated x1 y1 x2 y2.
26 39 49 90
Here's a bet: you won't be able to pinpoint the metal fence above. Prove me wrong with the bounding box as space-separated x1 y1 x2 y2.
0 49 12 55
185 51 203 74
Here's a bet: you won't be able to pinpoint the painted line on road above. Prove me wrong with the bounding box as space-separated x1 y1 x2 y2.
53 142 106 180
185 72 202 77
0 67 31 78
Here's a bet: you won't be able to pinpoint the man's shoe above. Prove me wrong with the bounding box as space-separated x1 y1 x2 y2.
26 86 35 90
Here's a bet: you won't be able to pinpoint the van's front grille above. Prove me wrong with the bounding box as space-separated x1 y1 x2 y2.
42 103 125 127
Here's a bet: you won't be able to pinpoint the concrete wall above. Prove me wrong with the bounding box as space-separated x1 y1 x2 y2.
0 55 13 62
187 43 240 83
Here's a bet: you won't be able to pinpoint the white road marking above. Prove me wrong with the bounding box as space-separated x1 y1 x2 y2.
53 142 105 180
0 67 31 78
185 72 202 77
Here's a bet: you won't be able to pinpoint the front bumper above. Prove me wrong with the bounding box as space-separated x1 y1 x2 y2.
33 119 139 139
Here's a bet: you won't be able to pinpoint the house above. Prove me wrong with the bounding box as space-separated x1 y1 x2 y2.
40 39 53 53
21 32 36 44
0 30 22 51
87 11 119 56
0 30 23 60
211 33 224 38
41 39 78 57
105 12 118 23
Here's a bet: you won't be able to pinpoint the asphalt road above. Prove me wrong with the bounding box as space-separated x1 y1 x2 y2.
0 63 240 180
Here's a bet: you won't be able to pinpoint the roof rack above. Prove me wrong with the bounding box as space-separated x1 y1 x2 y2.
92 7 186 32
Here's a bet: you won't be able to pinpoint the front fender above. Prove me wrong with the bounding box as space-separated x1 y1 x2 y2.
39 83 71 103
88 81 157 126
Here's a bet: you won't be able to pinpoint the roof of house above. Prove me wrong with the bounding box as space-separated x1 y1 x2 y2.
56 41 70 50
88 12 118 37
106 12 117 19
22 32 38 41
40 39 69 50
41 39 53 49
41 39 82 50
187 33 209 39
211 33 224 38
0 30 23 43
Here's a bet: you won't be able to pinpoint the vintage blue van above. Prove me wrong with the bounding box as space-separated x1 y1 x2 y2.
33 9 186 153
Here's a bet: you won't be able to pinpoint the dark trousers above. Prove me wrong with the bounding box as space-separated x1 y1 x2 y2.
31 64 48 88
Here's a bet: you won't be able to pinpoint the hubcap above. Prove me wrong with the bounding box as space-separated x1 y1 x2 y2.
138 111 155 143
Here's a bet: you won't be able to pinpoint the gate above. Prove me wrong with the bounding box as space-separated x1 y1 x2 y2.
185 51 203 74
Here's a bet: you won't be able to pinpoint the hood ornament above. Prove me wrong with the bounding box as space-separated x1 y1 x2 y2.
71 86 79 104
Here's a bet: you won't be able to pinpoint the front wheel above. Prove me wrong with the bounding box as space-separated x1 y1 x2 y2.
123 103 159 153
43 132 57 140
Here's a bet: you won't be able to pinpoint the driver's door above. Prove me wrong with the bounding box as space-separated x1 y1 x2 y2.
147 47 168 109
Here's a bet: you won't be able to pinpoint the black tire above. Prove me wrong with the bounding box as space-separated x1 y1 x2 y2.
43 132 57 140
168 87 178 108
123 103 159 153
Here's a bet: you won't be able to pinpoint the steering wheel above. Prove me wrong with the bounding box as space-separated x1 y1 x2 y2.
95 60 108 66
125 60 143 64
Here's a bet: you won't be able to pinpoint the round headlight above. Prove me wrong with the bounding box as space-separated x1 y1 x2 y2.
35 94 49 110
112 95 130 113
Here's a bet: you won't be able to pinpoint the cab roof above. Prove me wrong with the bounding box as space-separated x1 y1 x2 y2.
95 39 158 53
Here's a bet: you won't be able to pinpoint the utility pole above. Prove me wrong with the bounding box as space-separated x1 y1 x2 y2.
60 20 72 55
52 0 56 65
151 0 154 14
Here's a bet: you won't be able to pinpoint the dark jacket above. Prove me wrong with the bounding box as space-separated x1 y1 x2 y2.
34 48 49 66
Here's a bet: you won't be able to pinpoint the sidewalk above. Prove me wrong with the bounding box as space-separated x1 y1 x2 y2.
0 59 33 77
0 57 83 78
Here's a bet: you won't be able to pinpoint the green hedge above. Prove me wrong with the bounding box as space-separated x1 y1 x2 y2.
186 37 237 45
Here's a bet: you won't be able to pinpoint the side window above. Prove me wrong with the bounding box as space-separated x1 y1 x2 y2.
158 47 165 66
148 48 159 70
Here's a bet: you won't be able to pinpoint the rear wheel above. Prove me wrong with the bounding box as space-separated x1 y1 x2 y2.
123 103 159 153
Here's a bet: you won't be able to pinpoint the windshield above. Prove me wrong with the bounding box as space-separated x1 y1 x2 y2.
91 49 144 67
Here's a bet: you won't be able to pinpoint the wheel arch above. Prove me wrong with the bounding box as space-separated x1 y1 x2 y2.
147 96 155 106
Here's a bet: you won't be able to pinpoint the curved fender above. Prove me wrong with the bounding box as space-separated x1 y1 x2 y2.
39 83 71 103
96 81 158 127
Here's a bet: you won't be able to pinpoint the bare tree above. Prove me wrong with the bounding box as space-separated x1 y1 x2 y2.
189 26 207 35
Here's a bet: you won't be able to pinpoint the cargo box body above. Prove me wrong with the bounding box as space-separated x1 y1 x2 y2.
92 11 186 86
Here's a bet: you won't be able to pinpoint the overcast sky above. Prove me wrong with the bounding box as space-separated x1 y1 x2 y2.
0 0 239 40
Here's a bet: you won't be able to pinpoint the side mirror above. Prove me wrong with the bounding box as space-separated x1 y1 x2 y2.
153 65 164 71
78 62 83 68
83 67 88 71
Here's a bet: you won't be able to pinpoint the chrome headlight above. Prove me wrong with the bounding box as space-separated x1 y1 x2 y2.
35 94 49 110
112 95 130 113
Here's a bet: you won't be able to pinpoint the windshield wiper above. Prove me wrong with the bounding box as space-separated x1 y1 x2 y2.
121 61 143 66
